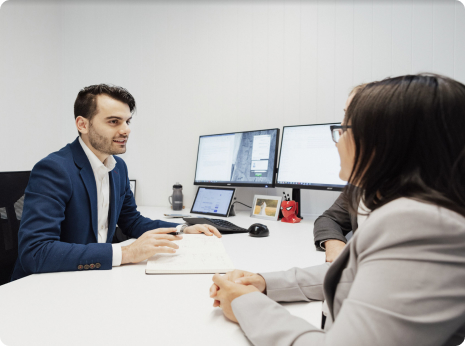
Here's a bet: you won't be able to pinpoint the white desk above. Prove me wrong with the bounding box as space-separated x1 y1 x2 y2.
0 207 325 346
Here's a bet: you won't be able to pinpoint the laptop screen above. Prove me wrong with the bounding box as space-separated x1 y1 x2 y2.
191 187 235 217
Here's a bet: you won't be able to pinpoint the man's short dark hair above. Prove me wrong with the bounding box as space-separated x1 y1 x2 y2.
74 84 136 122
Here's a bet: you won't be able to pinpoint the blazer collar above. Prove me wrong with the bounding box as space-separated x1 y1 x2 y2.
71 137 91 168
107 171 118 243
70 137 99 241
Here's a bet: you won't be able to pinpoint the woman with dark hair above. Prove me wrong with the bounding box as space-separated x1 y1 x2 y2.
210 74 465 345
313 82 374 263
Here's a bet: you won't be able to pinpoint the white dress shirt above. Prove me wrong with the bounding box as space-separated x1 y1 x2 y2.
79 137 122 266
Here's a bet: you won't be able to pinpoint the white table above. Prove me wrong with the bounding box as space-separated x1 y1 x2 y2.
0 207 325 346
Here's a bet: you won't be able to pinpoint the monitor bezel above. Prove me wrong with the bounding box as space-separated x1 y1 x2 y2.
193 128 280 188
190 186 236 217
275 123 346 192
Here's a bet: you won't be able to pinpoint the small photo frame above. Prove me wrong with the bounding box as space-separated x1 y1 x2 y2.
129 180 136 198
250 195 282 221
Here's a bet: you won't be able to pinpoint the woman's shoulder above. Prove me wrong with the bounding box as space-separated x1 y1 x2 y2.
355 198 465 255
368 197 465 227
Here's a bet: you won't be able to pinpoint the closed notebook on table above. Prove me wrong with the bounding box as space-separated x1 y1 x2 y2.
145 234 235 274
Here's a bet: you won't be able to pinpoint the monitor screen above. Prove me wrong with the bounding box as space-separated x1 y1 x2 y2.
191 187 235 217
276 123 347 191
194 128 279 187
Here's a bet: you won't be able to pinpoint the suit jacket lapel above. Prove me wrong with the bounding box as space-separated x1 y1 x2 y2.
107 170 119 243
323 244 351 320
80 168 99 241
70 138 99 242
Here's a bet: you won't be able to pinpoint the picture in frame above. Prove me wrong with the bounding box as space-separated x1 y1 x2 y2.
250 195 282 221
129 180 136 198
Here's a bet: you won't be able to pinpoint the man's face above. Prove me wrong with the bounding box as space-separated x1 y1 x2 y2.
87 94 132 157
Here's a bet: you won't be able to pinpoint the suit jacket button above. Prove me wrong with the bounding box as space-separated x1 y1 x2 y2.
96 263 101 269
84 264 90 270
89 264 95 269
78 265 83 270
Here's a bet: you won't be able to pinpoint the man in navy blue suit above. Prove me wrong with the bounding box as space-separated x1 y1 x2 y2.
11 84 220 281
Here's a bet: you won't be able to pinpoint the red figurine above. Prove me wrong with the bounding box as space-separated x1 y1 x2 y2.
280 200 301 223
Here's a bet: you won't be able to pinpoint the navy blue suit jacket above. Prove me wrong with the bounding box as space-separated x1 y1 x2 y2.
11 138 178 281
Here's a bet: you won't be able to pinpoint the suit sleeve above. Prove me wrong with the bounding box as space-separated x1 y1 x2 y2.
116 163 179 238
313 192 354 249
232 205 465 346
17 158 113 276
260 263 330 303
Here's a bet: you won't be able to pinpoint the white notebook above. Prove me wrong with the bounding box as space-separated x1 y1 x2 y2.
145 234 235 274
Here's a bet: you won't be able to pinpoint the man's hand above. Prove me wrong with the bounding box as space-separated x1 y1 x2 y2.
210 269 266 308
210 273 259 323
121 228 182 264
184 224 222 238
324 239 346 262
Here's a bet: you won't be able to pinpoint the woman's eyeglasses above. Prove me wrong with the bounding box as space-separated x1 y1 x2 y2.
330 125 352 143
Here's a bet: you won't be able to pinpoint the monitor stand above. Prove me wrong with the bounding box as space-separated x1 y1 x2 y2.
291 188 303 219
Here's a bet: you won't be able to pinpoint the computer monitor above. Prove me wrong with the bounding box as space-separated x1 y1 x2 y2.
276 123 347 218
194 128 280 187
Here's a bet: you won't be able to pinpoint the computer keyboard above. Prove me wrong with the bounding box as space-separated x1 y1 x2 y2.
182 217 248 234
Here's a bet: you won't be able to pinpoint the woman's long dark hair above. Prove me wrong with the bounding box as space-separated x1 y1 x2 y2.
345 74 465 217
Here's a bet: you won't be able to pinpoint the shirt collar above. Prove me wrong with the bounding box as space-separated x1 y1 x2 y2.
78 137 116 176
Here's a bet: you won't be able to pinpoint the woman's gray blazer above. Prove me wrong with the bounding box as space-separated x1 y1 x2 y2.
231 198 465 345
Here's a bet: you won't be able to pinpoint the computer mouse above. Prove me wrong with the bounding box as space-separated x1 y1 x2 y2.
248 223 269 237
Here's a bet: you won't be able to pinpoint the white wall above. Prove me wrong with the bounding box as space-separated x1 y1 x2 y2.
1 0 464 216
0 1 62 171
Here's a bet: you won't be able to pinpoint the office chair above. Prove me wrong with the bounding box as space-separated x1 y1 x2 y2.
0 171 30 285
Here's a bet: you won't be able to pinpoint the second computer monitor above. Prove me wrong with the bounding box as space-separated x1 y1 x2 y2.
276 123 347 191
194 128 280 187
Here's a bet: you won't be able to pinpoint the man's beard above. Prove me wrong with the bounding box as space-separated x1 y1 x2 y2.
88 124 127 156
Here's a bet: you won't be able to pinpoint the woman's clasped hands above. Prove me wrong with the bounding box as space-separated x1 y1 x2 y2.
209 270 267 323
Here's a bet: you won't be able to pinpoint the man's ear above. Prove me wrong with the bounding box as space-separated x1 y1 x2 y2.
76 116 89 135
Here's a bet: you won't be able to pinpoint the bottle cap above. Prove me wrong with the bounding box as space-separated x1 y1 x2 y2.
173 182 182 189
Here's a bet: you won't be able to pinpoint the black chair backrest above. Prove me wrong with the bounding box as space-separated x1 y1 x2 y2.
0 171 30 285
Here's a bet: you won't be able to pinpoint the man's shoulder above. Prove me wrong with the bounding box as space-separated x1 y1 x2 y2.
34 143 73 168
26 143 77 195
30 141 84 183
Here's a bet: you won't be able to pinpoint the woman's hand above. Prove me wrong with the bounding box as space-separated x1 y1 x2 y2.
210 274 259 323
210 269 266 315
210 269 266 304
